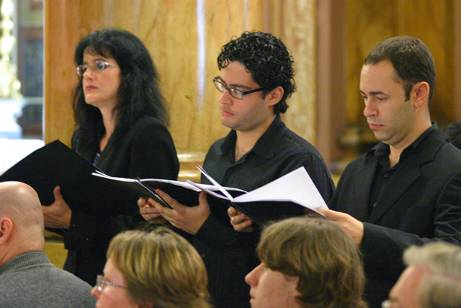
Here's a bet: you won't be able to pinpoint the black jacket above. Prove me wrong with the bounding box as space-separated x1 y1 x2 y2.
64 116 179 285
330 127 461 308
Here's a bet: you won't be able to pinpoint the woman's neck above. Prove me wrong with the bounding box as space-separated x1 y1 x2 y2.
99 107 117 151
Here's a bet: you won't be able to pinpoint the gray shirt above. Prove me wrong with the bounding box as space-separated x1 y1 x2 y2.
0 251 95 307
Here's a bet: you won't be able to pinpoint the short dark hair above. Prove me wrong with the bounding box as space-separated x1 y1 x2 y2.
217 31 295 114
364 36 435 102
73 28 167 146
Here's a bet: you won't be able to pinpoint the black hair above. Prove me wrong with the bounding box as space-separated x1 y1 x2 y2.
364 36 435 102
73 28 167 147
217 31 295 114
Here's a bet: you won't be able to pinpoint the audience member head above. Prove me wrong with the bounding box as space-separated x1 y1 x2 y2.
216 31 295 114
445 122 461 150
385 242 461 308
0 181 44 267
92 226 209 308
245 217 366 308
73 28 167 144
364 36 435 102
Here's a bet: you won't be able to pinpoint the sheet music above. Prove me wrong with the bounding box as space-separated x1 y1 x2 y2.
233 167 328 213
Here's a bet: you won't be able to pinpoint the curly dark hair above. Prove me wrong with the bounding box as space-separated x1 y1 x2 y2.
73 28 167 147
217 31 295 114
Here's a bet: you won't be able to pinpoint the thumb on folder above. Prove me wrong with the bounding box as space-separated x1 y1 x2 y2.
42 186 72 229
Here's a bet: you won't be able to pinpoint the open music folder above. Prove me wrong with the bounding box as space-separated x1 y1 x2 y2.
0 140 327 224
0 140 148 216
94 166 328 225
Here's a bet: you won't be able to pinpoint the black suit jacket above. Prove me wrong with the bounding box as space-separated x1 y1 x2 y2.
330 128 461 308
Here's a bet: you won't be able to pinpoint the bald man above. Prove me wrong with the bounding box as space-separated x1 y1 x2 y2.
0 182 94 307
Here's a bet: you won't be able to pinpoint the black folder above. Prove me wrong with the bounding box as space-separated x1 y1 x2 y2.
0 140 146 216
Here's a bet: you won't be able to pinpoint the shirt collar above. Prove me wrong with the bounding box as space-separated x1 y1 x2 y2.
218 114 284 160
0 251 48 275
368 124 437 160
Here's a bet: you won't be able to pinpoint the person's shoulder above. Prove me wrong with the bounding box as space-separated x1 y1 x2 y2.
339 151 370 174
133 116 166 131
47 266 92 289
277 125 324 158
0 263 94 307
428 142 461 177
209 135 227 149
438 141 461 160
129 116 173 142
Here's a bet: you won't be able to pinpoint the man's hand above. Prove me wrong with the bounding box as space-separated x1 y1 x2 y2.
151 190 210 235
320 208 364 245
228 207 253 232
138 197 168 224
42 186 72 229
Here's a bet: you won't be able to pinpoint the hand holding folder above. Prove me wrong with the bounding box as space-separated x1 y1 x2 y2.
95 165 328 226
0 140 149 216
0 140 328 225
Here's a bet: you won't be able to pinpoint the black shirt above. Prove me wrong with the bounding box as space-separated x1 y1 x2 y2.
368 126 435 217
194 115 334 308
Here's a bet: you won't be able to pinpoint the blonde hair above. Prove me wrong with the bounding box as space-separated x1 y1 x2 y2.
258 217 367 308
107 227 210 308
404 242 461 308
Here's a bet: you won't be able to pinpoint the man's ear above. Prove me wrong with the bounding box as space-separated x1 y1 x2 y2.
412 81 430 109
265 86 284 107
0 217 14 244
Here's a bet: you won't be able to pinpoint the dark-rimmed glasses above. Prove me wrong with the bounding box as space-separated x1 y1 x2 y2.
76 60 116 77
213 76 265 100
94 275 126 292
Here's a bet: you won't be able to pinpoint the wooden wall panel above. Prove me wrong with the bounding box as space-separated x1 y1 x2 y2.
265 0 317 144
44 0 317 174
44 0 265 151
344 0 454 144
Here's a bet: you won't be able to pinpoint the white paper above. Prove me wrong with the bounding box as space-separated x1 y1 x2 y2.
232 167 328 212
92 171 202 192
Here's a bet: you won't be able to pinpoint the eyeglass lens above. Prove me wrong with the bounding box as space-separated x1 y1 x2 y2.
76 61 112 76
213 77 244 99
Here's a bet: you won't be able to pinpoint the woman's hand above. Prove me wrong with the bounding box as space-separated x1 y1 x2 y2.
138 197 166 224
42 186 72 229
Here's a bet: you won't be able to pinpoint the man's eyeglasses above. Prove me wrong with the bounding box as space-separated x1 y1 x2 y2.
94 275 126 292
76 60 116 77
213 76 265 100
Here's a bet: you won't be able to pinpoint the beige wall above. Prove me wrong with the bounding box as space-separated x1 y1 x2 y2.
44 0 317 173
313 0 460 162
44 0 460 166
338 0 457 159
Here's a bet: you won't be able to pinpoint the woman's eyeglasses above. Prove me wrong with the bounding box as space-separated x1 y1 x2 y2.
76 60 116 77
94 275 126 292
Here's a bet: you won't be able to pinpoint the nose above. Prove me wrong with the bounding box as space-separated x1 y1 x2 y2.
245 263 263 287
83 67 96 80
218 90 233 105
91 286 101 300
363 99 377 118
